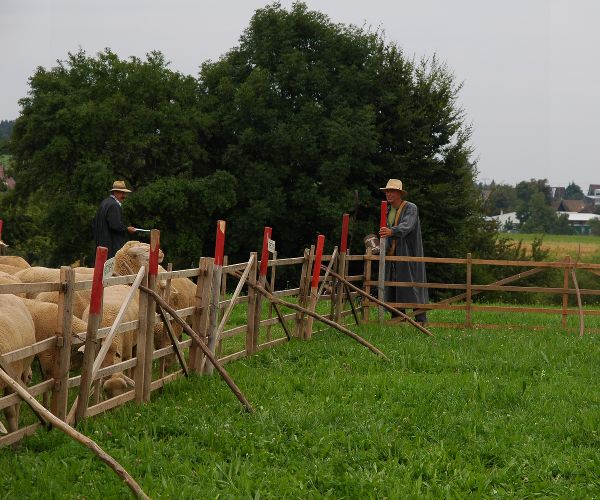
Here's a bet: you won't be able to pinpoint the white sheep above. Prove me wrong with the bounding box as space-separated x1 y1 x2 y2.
0 271 24 297
0 264 22 275
20 298 88 382
35 289 92 319
81 285 140 399
0 256 30 270
14 267 94 299
114 241 197 355
0 294 36 434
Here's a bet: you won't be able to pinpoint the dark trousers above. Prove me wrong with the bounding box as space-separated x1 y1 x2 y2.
391 308 427 323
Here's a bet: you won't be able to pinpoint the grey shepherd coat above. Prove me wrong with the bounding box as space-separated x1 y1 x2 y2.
385 202 428 305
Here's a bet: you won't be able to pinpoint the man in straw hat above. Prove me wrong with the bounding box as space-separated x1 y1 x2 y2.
92 180 137 258
378 179 428 325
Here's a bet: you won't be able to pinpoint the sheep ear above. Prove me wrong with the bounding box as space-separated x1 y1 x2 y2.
0 421 7 434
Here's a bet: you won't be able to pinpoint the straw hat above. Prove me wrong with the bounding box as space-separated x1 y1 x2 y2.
110 180 132 193
380 179 407 195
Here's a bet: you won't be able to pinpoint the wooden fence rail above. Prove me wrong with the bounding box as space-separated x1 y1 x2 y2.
364 252 600 332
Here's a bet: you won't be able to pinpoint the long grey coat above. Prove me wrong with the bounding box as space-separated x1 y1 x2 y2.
385 202 428 305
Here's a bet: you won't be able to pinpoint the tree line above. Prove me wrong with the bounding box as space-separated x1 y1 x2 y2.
2 3 496 287
482 179 600 234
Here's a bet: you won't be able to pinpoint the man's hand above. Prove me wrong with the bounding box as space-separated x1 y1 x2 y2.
379 226 392 238
127 226 137 234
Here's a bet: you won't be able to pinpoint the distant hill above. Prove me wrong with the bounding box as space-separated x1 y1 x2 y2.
0 120 15 140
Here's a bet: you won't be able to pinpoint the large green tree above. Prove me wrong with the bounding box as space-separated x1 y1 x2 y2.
6 3 490 277
199 2 486 270
5 50 234 266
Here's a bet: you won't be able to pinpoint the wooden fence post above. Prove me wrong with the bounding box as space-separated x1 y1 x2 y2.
295 247 313 338
246 252 258 355
305 235 325 340
142 229 160 402
363 248 373 322
378 201 387 324
190 257 213 373
51 266 75 420
134 268 149 403
204 221 226 374
221 255 228 298
217 255 228 356
74 246 107 423
334 253 347 323
253 227 272 349
0 219 4 255
466 252 472 328
158 262 173 379
562 255 571 328
265 250 277 342
333 214 350 322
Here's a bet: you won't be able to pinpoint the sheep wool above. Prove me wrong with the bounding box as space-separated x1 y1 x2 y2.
0 294 36 433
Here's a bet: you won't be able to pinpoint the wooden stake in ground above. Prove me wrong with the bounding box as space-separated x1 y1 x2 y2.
205 220 226 374
139 284 254 413
0 367 149 500
321 266 434 338
244 280 390 361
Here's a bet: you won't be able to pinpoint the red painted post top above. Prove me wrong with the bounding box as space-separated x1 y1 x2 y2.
214 220 226 266
311 234 325 290
149 229 160 276
89 246 108 315
340 213 349 254
380 201 388 232
260 226 272 277
0 219 3 240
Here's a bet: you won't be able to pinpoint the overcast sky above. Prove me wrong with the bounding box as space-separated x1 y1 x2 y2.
2 1 598 189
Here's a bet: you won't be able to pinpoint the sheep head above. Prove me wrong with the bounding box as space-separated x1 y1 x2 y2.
113 241 164 276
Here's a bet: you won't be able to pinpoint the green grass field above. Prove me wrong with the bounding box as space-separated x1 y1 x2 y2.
2 309 600 498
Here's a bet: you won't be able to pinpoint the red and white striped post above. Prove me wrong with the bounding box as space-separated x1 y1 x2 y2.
305 234 325 339
378 201 388 324
205 220 226 373
142 229 160 401
74 246 107 423
334 214 350 322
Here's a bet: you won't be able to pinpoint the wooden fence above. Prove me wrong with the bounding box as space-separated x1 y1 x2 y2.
362 251 600 333
3 247 600 446
0 249 361 447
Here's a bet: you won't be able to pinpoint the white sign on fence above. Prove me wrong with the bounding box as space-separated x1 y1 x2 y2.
103 257 115 285
267 239 276 254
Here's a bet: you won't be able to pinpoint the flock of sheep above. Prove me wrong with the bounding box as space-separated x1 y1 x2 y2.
0 241 197 435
